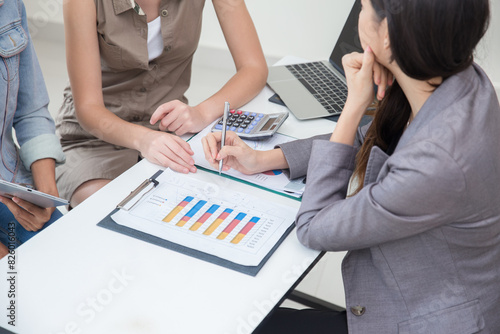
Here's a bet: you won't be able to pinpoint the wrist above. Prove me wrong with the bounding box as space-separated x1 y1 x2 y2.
194 104 217 126
342 99 371 121
31 159 59 197
134 127 156 152
255 149 287 173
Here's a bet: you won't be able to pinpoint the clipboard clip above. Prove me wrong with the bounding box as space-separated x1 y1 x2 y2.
117 175 160 211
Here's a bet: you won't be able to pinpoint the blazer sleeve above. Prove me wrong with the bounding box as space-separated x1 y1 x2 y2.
295 139 467 251
277 122 370 179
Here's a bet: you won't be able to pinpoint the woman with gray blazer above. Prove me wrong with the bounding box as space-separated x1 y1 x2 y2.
203 0 499 333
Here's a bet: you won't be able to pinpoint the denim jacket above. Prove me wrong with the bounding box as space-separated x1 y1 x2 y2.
0 0 65 185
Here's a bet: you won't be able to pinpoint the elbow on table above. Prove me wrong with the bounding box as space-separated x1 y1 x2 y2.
295 215 347 252
295 218 325 251
250 64 268 92
239 61 268 89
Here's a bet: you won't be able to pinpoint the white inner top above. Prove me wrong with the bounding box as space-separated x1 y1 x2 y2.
148 16 164 61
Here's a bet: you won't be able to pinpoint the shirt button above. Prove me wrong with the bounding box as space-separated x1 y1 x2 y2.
164 45 172 52
139 87 146 93
350 306 366 316
161 9 168 17
132 115 141 122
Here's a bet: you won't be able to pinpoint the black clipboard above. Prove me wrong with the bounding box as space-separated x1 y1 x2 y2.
96 170 295 276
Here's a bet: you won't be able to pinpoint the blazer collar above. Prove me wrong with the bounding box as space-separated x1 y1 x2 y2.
396 65 476 150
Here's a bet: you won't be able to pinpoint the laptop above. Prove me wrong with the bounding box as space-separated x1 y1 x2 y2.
267 0 363 120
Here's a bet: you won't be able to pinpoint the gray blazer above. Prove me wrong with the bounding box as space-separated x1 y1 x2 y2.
279 64 500 333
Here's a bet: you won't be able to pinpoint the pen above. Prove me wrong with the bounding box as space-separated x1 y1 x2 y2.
219 102 230 175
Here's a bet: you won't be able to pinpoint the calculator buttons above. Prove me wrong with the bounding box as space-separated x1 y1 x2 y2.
212 109 288 139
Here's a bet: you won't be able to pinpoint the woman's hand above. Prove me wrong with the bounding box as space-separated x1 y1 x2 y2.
139 130 197 174
202 131 263 175
330 47 393 146
0 158 61 232
0 196 54 232
342 46 393 111
150 100 208 136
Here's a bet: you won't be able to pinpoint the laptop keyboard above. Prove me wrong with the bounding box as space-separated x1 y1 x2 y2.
286 62 348 114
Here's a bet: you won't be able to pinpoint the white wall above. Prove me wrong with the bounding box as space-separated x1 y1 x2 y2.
201 0 352 62
477 0 500 91
202 0 499 86
24 0 500 89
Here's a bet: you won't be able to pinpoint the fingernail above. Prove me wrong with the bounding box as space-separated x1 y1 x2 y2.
190 166 197 173
366 46 372 52
12 197 19 203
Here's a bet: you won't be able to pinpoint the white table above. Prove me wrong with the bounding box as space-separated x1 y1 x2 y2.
0 80 338 333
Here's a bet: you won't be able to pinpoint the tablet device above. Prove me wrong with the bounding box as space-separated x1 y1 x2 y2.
0 180 69 208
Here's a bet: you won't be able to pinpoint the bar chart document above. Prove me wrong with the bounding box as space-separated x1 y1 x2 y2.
111 169 298 266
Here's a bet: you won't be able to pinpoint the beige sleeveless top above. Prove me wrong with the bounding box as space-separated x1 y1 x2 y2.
56 0 206 143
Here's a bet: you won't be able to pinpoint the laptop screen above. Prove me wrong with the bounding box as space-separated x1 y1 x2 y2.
329 0 363 76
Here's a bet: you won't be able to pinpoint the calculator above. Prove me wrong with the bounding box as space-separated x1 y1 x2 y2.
211 109 288 139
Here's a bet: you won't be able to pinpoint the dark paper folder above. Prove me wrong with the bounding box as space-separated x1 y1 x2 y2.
97 170 295 276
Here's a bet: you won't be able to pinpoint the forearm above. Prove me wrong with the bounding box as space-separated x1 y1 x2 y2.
255 148 288 173
76 103 152 151
330 100 368 146
31 158 58 196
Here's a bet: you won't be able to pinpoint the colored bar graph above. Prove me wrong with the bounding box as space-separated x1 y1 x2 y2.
203 208 233 236
231 217 260 244
176 200 207 227
217 212 247 240
190 204 220 231
163 196 194 222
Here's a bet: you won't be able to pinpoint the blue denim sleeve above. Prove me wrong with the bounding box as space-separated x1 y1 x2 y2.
13 1 65 171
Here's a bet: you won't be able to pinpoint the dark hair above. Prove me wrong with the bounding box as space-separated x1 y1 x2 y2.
351 0 490 194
